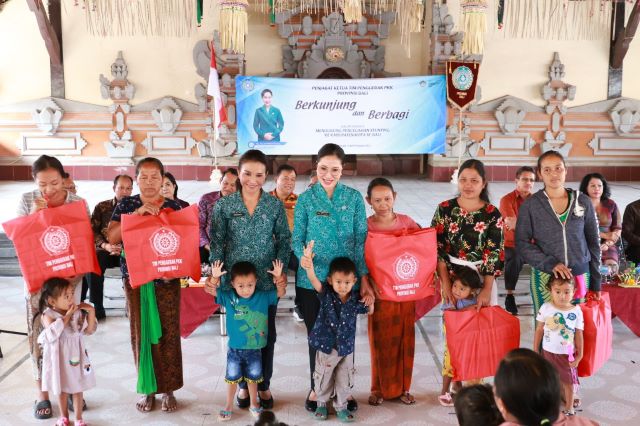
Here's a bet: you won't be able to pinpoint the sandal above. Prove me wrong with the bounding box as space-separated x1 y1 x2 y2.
399 392 416 405
75 420 87 426
161 393 177 412
136 395 156 413
55 417 70 426
346 398 358 412
218 409 232 421
336 408 355 423
312 405 328 421
438 392 454 407
249 406 263 418
368 394 383 406
34 399 52 420
236 392 250 409
573 397 581 409
68 395 88 412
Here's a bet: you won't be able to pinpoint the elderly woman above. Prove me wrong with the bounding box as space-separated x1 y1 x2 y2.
293 143 373 413
107 157 184 413
579 173 622 272
16 155 88 420
207 149 290 409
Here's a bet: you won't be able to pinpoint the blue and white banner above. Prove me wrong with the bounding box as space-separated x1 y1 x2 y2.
235 76 446 155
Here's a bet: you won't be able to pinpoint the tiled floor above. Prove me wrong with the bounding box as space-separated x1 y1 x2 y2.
1 177 640 425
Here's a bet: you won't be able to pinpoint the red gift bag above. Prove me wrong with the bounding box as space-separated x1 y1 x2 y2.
444 306 520 382
365 228 437 302
121 204 201 288
2 200 100 294
578 292 613 377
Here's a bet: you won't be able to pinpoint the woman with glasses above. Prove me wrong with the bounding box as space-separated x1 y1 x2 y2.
292 143 373 413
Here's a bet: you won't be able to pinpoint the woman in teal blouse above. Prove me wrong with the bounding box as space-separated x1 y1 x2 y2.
292 143 373 413
208 149 290 409
253 89 284 141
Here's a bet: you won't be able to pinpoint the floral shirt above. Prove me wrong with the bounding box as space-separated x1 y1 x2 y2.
91 198 117 251
292 182 368 290
431 198 504 276
110 195 183 278
209 190 291 292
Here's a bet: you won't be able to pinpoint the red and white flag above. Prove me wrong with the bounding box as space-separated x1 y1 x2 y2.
207 43 228 132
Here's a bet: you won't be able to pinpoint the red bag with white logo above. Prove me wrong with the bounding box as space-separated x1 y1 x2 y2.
444 306 521 382
2 200 100 294
365 228 437 302
578 292 613 377
121 204 201 288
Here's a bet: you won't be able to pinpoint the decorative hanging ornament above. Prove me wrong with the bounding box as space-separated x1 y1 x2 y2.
341 0 363 23
219 0 249 54
461 0 488 55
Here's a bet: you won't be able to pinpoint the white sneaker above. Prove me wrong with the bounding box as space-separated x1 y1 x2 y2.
292 306 304 322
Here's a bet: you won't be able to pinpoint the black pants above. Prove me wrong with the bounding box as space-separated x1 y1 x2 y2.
297 286 321 390
83 250 121 315
199 246 210 264
504 247 525 291
288 253 299 305
239 303 277 392
627 245 640 265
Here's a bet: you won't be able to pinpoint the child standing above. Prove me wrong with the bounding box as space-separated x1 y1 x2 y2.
533 277 584 416
301 242 374 423
205 260 285 421
37 277 97 426
439 265 482 406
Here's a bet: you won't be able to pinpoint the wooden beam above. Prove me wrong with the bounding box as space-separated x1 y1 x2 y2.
611 0 640 69
27 0 64 97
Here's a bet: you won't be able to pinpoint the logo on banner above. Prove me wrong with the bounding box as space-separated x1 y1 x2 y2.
446 61 480 111
40 226 71 256
150 228 181 257
394 253 419 281
452 66 473 91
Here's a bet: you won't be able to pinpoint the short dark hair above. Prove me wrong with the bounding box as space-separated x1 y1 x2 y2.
494 348 562 425
328 257 357 278
164 172 179 199
515 166 536 179
135 157 165 177
32 155 65 180
113 174 134 187
451 265 483 290
458 159 490 204
537 150 566 173
230 261 258 281
454 384 504 426
276 164 297 177
317 143 346 165
579 172 611 201
239 149 268 172
366 177 394 198
223 168 239 178
37 277 73 326
545 276 574 291
261 89 273 98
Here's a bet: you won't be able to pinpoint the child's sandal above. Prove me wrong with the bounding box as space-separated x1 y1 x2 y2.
75 420 88 426
218 409 232 421
312 405 328 421
336 409 355 423
55 417 70 426
438 392 454 407
249 406 263 418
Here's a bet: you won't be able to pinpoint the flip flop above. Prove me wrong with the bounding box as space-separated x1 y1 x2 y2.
136 395 155 413
161 394 177 412
249 406 263 418
34 399 52 420
399 392 416 405
336 408 355 423
218 409 232 421
312 405 328 421
367 394 383 406
438 392 454 407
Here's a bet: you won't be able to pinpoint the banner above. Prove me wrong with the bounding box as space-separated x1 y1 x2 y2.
121 205 201 288
365 228 437 302
446 61 480 110
235 76 446 155
2 201 100 294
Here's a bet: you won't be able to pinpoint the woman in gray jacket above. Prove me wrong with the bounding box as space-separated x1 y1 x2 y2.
516 150 601 316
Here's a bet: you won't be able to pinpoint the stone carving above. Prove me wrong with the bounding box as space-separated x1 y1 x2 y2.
430 3 464 74
18 133 87 156
99 52 136 102
104 131 135 158
610 99 640 136
541 52 574 155
446 115 479 158
495 99 526 134
432 3 455 34
151 98 183 134
31 99 64 135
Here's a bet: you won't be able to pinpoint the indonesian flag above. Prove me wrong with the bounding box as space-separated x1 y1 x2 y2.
207 44 228 131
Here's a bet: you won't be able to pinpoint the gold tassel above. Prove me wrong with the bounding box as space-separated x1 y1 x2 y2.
219 0 249 54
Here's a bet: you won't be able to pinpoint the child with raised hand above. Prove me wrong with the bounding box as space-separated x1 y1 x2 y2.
37 277 97 426
205 260 285 422
439 265 483 406
533 277 584 417
301 241 374 423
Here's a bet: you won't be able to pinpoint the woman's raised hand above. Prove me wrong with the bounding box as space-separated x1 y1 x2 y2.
300 241 315 270
31 197 48 213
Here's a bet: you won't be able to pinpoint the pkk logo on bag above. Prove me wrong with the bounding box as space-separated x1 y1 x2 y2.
40 226 71 256
150 227 181 257
394 253 419 281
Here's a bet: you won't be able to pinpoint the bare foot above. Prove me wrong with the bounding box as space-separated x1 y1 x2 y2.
136 394 155 412
161 392 177 412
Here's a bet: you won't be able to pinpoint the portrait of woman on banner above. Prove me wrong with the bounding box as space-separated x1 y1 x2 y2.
253 88 284 141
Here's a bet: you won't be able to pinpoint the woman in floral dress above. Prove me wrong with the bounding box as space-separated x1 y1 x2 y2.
431 159 504 405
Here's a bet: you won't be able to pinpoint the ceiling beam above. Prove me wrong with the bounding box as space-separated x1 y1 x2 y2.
611 0 639 69
27 0 64 97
